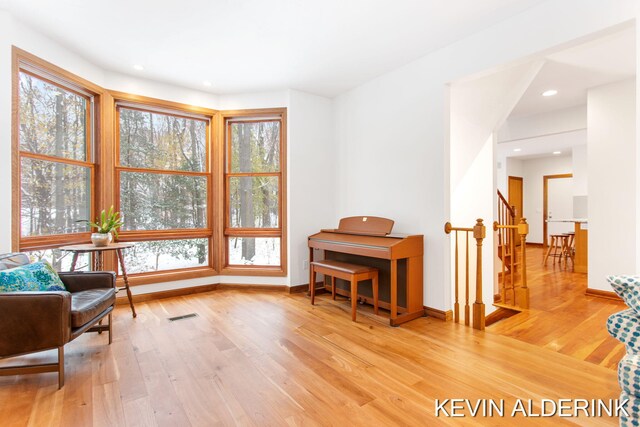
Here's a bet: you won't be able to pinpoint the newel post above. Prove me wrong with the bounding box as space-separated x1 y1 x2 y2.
472 219 486 331
517 217 530 309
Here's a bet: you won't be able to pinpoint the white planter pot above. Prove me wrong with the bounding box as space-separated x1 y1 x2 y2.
91 233 113 247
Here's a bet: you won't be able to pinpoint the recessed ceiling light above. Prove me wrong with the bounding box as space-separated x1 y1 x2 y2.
513 148 522 152
203 81 212 87
133 64 144 71
542 89 558 97
553 151 562 155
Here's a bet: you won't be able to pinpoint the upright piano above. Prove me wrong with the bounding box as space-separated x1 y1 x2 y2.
308 216 424 326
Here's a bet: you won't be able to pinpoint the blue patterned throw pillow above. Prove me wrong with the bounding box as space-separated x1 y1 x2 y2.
609 275 640 315
0 261 66 293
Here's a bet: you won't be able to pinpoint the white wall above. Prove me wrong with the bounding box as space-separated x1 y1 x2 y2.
572 145 588 196
588 78 636 290
333 0 638 311
520 155 573 243
104 71 219 109
287 89 336 286
498 105 587 142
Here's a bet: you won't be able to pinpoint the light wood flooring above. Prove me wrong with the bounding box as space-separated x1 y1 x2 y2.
0 287 622 426
488 245 627 369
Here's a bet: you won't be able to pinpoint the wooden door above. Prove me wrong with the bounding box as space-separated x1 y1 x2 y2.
508 176 523 245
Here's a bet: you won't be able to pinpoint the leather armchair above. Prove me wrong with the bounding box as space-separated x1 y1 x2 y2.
0 253 116 388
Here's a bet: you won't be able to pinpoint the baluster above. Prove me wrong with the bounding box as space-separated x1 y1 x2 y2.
454 230 459 324
465 230 470 326
511 227 516 305
518 218 530 309
501 235 506 304
473 219 486 331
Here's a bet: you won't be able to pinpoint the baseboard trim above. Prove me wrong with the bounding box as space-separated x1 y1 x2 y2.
527 242 544 247
424 306 453 321
216 283 288 292
585 288 622 302
116 283 220 304
289 283 310 294
485 305 520 326
116 282 296 305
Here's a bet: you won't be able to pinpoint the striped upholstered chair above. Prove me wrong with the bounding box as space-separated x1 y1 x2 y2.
607 275 640 426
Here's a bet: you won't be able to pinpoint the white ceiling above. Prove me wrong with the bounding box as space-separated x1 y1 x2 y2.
0 0 546 97
509 27 636 118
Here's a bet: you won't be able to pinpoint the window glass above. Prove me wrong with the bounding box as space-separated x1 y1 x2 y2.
21 157 91 236
230 121 280 173
119 238 209 274
25 249 90 272
119 108 207 172
19 72 87 161
228 237 280 266
229 176 278 228
119 171 208 230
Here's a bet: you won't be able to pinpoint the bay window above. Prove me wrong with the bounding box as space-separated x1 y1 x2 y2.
13 48 287 283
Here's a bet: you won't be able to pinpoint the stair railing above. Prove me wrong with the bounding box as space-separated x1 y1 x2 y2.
493 218 529 309
497 189 516 248
444 219 486 331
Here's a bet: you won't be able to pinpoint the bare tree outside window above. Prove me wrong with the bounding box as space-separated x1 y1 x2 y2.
226 119 282 267
17 71 94 271
117 106 210 273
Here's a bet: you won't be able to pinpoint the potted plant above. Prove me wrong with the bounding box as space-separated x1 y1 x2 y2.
78 206 124 247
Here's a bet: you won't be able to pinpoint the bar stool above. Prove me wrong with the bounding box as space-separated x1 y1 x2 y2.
544 234 570 266
565 232 575 265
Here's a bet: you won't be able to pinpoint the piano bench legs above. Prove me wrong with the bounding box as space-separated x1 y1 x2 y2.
309 260 379 322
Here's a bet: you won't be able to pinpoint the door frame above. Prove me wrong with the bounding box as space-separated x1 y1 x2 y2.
542 173 573 248
508 176 523 245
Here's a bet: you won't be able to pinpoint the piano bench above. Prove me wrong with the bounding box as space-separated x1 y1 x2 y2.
309 260 379 322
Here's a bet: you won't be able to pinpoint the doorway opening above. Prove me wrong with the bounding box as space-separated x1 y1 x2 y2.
449 23 633 366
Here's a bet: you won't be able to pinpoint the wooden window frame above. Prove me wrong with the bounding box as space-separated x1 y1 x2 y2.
111 92 218 283
12 47 103 252
11 48 287 285
220 109 288 276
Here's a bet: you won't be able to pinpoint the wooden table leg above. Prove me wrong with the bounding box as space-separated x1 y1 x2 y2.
308 247 314 297
310 267 316 305
116 249 137 318
390 259 398 322
70 252 79 272
350 278 357 322
372 273 379 315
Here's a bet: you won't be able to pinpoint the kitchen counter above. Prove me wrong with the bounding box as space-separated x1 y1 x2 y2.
546 218 588 223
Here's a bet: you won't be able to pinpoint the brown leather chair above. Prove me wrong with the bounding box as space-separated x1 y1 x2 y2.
0 253 116 388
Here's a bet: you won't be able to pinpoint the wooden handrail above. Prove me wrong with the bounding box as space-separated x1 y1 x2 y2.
445 219 486 330
497 189 516 219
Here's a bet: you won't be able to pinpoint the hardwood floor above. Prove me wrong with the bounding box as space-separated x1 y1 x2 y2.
488 245 627 369
0 288 622 426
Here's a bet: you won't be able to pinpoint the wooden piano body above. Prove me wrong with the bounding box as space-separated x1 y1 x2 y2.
308 216 424 326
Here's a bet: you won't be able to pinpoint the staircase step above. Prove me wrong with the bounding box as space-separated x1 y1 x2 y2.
493 302 525 312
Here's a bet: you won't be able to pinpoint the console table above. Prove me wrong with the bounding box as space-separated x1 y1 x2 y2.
59 242 137 318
